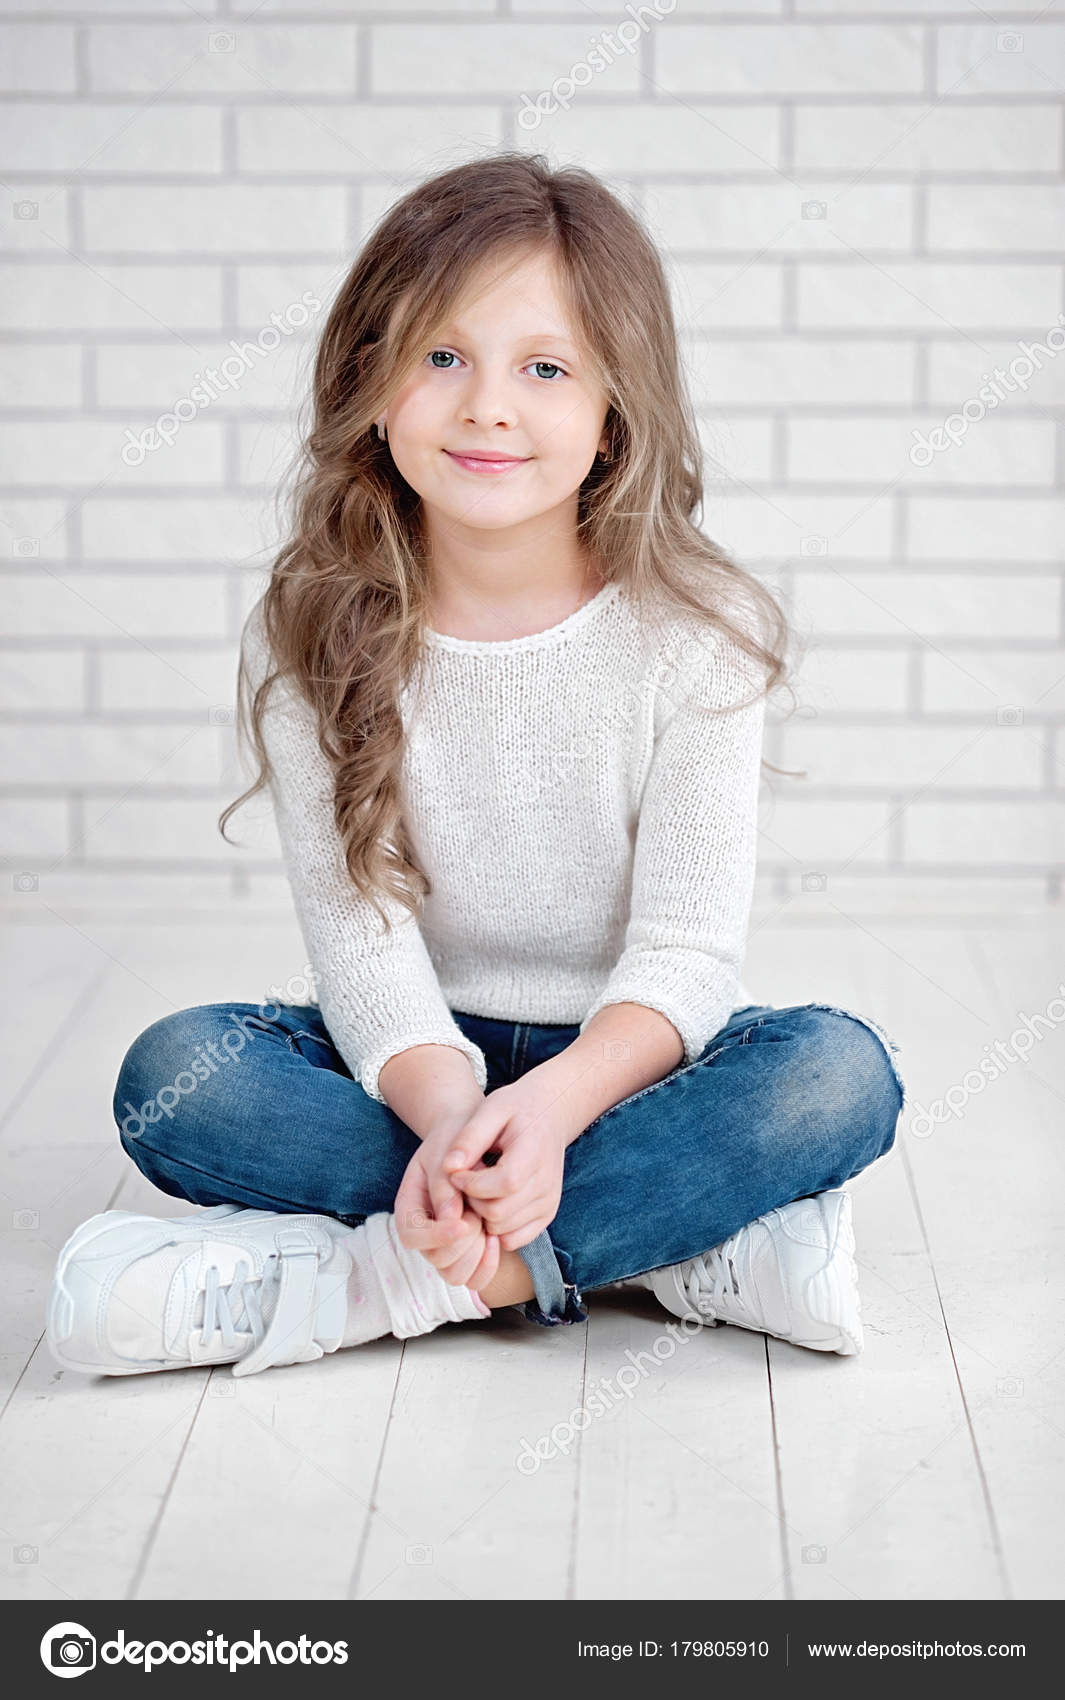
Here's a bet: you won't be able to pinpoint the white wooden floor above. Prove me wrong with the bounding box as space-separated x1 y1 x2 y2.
0 915 1061 1601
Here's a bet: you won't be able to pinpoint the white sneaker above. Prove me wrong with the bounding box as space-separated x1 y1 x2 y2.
46 1204 353 1378
620 1189 863 1356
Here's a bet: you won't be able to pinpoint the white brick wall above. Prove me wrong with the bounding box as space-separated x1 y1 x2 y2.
2 2 1062 918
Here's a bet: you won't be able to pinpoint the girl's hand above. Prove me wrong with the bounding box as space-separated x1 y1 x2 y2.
393 1128 501 1293
439 1082 569 1252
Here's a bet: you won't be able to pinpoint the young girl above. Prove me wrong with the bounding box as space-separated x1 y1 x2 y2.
46 154 905 1381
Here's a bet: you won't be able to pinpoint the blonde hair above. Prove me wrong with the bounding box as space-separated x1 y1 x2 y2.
220 151 794 929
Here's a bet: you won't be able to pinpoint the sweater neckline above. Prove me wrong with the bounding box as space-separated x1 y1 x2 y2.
422 579 622 655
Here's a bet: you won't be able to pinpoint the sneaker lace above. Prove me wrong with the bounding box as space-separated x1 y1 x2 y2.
197 1228 329 1377
199 1257 268 1354
680 1237 755 1326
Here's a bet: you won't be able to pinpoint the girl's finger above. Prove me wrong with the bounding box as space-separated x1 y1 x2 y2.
498 1216 550 1252
436 1229 489 1289
448 1166 509 1200
465 1233 501 1295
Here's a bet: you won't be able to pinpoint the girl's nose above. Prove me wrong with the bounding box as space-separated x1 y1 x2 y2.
459 368 519 431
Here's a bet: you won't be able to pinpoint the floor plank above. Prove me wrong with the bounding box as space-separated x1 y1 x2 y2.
355 1310 587 1600
572 1293 783 1599
746 928 1005 1600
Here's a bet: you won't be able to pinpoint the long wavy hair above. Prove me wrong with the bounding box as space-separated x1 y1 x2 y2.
219 151 795 931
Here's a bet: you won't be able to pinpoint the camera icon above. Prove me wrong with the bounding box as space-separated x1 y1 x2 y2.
13 872 38 893
996 705 1023 727
802 1544 827 1564
800 535 828 557
997 31 1023 53
14 537 39 557
801 200 827 221
208 703 234 726
13 1209 39 1230
209 30 235 52
801 871 827 893
602 1040 631 1061
14 1543 38 1563
41 1624 96 1675
405 1544 432 1564
14 200 38 221
996 1377 1023 1397
209 1375 235 1397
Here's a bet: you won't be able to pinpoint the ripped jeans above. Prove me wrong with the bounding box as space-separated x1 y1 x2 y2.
113 999 906 1328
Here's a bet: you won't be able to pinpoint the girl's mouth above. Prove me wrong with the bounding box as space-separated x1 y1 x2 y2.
444 451 531 476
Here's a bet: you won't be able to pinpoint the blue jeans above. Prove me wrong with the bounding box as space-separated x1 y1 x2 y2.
113 1000 906 1328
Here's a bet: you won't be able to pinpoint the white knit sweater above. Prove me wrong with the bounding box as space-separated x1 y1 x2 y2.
241 580 764 1103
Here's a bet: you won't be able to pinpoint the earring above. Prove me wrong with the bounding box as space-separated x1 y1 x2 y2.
374 419 388 443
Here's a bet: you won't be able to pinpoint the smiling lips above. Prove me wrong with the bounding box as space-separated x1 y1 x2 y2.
444 449 531 475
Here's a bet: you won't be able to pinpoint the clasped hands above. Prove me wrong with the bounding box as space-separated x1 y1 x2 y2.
393 1074 571 1293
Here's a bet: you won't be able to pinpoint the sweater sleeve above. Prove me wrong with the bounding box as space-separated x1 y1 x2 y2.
240 605 487 1104
578 615 766 1064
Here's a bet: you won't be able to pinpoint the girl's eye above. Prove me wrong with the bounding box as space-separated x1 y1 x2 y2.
424 350 567 380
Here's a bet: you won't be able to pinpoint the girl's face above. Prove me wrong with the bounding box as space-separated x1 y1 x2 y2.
381 246 611 545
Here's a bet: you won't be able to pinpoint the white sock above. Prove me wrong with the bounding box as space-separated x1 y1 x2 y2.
338 1211 492 1347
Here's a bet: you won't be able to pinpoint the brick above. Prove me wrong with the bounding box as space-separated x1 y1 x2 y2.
82 498 266 562
83 186 347 255
0 25 75 92
788 415 1055 487
0 103 223 174
909 497 1065 562
795 571 1057 640
647 183 913 255
87 24 358 94
798 263 1062 331
928 187 1065 254
674 262 783 330
0 190 71 253
0 264 221 331
96 332 317 415
0 649 85 712
0 573 229 639
788 647 909 714
713 493 893 561
512 102 782 174
756 799 894 864
657 24 924 95
0 723 221 786
86 796 280 862
0 501 70 560
236 104 502 175
937 26 1065 96
697 416 775 485
794 102 1061 174
0 798 69 859
97 646 239 714
922 650 1065 716
782 723 1043 790
0 344 81 407
905 801 1065 864
0 421 224 488
683 338 916 405
927 334 1065 409
371 24 641 95
236 262 341 330
772 873 1052 914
